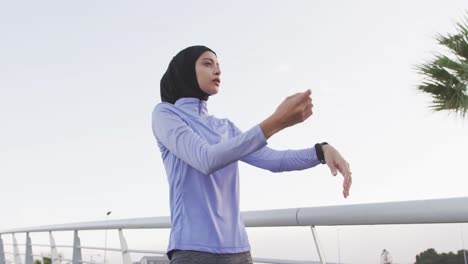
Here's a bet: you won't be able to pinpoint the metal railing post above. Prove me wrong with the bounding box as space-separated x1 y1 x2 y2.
118 229 132 264
49 232 58 264
310 225 326 264
0 235 5 264
12 233 22 264
25 233 33 264
72 231 82 264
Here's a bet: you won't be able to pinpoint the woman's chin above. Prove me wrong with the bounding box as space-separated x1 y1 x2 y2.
207 87 220 95
200 84 220 96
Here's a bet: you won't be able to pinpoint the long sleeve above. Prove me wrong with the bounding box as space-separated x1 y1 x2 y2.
241 146 321 172
152 104 268 175
228 120 321 172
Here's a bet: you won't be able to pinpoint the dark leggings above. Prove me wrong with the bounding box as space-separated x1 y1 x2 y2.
170 250 253 264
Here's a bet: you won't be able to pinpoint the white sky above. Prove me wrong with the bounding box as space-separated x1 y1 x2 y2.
1 1 467 263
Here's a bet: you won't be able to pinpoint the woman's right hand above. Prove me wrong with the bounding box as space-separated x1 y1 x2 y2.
260 90 313 139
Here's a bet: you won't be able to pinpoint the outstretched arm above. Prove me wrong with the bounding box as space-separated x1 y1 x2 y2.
241 146 321 172
229 121 321 172
229 121 352 198
152 90 314 175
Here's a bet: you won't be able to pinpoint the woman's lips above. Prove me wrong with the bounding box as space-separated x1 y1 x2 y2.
213 80 220 86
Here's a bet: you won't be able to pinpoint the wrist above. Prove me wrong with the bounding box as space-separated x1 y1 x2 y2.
260 115 282 139
315 142 329 164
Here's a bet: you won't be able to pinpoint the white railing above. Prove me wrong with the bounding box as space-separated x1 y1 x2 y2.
1 196 468 264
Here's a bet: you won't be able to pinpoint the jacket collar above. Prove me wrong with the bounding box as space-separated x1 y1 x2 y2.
174 97 209 116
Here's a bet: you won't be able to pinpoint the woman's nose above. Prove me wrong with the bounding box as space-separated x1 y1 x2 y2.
215 66 221 75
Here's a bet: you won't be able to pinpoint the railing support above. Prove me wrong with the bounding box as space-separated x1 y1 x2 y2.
25 233 33 264
49 231 58 264
310 225 326 264
0 235 5 264
72 231 82 264
12 233 22 264
118 229 132 264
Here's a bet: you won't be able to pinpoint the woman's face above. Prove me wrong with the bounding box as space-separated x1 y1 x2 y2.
195 51 221 95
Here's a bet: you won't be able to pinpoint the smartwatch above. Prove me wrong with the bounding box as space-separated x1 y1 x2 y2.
315 142 329 164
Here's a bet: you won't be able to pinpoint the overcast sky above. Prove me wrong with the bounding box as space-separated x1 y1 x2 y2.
1 1 467 263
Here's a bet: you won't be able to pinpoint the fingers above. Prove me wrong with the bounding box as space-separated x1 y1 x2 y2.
342 170 352 198
302 101 313 120
346 174 353 197
346 163 352 195
304 90 312 104
288 90 312 121
333 159 352 198
297 89 312 102
340 163 352 198
279 90 313 126
303 109 313 120
325 147 352 198
302 90 313 119
287 90 312 106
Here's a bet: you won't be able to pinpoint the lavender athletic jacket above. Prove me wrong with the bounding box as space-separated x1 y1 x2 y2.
151 97 321 256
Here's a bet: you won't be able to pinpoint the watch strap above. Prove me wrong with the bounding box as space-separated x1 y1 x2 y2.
315 142 329 164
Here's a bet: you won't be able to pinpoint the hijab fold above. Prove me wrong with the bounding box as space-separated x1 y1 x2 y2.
160 45 216 104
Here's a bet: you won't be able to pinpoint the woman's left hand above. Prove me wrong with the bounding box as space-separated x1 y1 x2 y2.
322 145 352 198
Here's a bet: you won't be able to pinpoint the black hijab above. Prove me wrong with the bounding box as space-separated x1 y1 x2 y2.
160 45 216 104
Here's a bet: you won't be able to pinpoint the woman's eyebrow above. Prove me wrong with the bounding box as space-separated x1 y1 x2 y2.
202 58 218 64
202 58 219 66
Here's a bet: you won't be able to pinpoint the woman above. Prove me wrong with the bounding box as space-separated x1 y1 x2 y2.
152 45 352 264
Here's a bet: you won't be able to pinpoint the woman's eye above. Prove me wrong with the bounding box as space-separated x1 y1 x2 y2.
205 63 211 66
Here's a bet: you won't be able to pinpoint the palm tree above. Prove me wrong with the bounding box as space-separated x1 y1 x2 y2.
416 12 468 117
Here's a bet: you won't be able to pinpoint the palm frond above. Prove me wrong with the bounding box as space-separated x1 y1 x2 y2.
417 60 462 87
416 12 468 118
436 15 468 60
